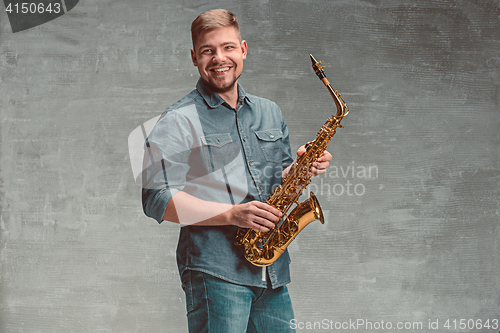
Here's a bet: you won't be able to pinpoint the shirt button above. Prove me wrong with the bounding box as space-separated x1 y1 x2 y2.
270 135 274 139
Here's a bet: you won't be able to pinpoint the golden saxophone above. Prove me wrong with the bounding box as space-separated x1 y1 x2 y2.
235 54 349 266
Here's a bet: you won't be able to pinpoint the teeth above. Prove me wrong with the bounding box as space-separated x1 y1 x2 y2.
213 67 230 73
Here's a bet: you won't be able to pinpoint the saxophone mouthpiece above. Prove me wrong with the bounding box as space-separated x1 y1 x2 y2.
310 54 318 66
310 54 326 80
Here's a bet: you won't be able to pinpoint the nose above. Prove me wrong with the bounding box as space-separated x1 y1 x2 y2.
212 48 227 64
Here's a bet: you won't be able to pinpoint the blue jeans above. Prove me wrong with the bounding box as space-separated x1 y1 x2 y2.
181 270 295 333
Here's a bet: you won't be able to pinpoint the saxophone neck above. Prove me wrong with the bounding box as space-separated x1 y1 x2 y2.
310 54 349 119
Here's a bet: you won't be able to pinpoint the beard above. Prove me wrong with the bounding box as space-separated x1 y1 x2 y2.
203 69 242 94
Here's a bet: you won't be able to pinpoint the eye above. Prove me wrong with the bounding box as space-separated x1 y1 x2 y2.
201 49 212 54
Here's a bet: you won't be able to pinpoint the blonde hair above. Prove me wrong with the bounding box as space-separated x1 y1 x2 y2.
191 9 241 47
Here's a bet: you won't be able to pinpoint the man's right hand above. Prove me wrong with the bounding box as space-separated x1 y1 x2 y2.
228 201 282 232
164 192 281 231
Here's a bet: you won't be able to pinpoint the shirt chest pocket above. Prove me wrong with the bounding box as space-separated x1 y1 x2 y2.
254 129 284 164
201 133 239 173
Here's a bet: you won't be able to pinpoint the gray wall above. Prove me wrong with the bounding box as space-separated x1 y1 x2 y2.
1 0 499 332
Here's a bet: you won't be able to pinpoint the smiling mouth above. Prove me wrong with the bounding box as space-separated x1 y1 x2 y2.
210 66 232 73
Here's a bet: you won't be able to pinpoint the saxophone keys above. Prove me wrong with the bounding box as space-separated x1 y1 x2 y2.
245 247 261 262
289 219 299 234
263 245 274 260
281 218 298 236
275 229 287 247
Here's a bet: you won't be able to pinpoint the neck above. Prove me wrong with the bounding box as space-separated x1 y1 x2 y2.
218 87 239 109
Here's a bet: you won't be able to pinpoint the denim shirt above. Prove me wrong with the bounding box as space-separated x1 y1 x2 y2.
142 78 294 288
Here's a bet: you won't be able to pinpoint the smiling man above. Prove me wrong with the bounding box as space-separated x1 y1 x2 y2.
190 24 247 107
142 9 331 333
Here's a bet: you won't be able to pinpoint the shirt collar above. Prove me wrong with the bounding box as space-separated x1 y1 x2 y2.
196 77 254 109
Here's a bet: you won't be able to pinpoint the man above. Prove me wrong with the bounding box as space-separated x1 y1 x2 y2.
142 9 331 333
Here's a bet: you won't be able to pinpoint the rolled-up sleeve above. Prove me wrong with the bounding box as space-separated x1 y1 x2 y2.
142 111 193 223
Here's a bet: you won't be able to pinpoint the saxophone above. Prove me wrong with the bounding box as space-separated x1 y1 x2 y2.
234 54 349 266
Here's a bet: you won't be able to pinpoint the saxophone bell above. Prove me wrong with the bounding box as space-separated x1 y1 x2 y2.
241 192 325 267
290 191 325 226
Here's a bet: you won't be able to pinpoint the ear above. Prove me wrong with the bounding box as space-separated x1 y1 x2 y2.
241 40 248 60
191 48 197 67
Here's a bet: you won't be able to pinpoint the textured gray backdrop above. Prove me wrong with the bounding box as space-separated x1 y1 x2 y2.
1 0 499 332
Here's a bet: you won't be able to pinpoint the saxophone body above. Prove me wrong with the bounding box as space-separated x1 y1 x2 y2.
234 55 349 267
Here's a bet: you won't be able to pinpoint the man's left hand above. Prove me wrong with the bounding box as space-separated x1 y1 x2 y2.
296 145 332 177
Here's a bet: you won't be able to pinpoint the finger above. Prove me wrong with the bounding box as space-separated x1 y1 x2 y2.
311 164 328 176
317 152 332 162
244 213 275 232
253 216 276 230
249 221 272 233
255 209 281 224
315 161 330 169
310 168 325 176
253 201 282 219
296 145 306 156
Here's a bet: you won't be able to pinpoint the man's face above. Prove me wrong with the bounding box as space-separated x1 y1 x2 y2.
191 26 247 94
